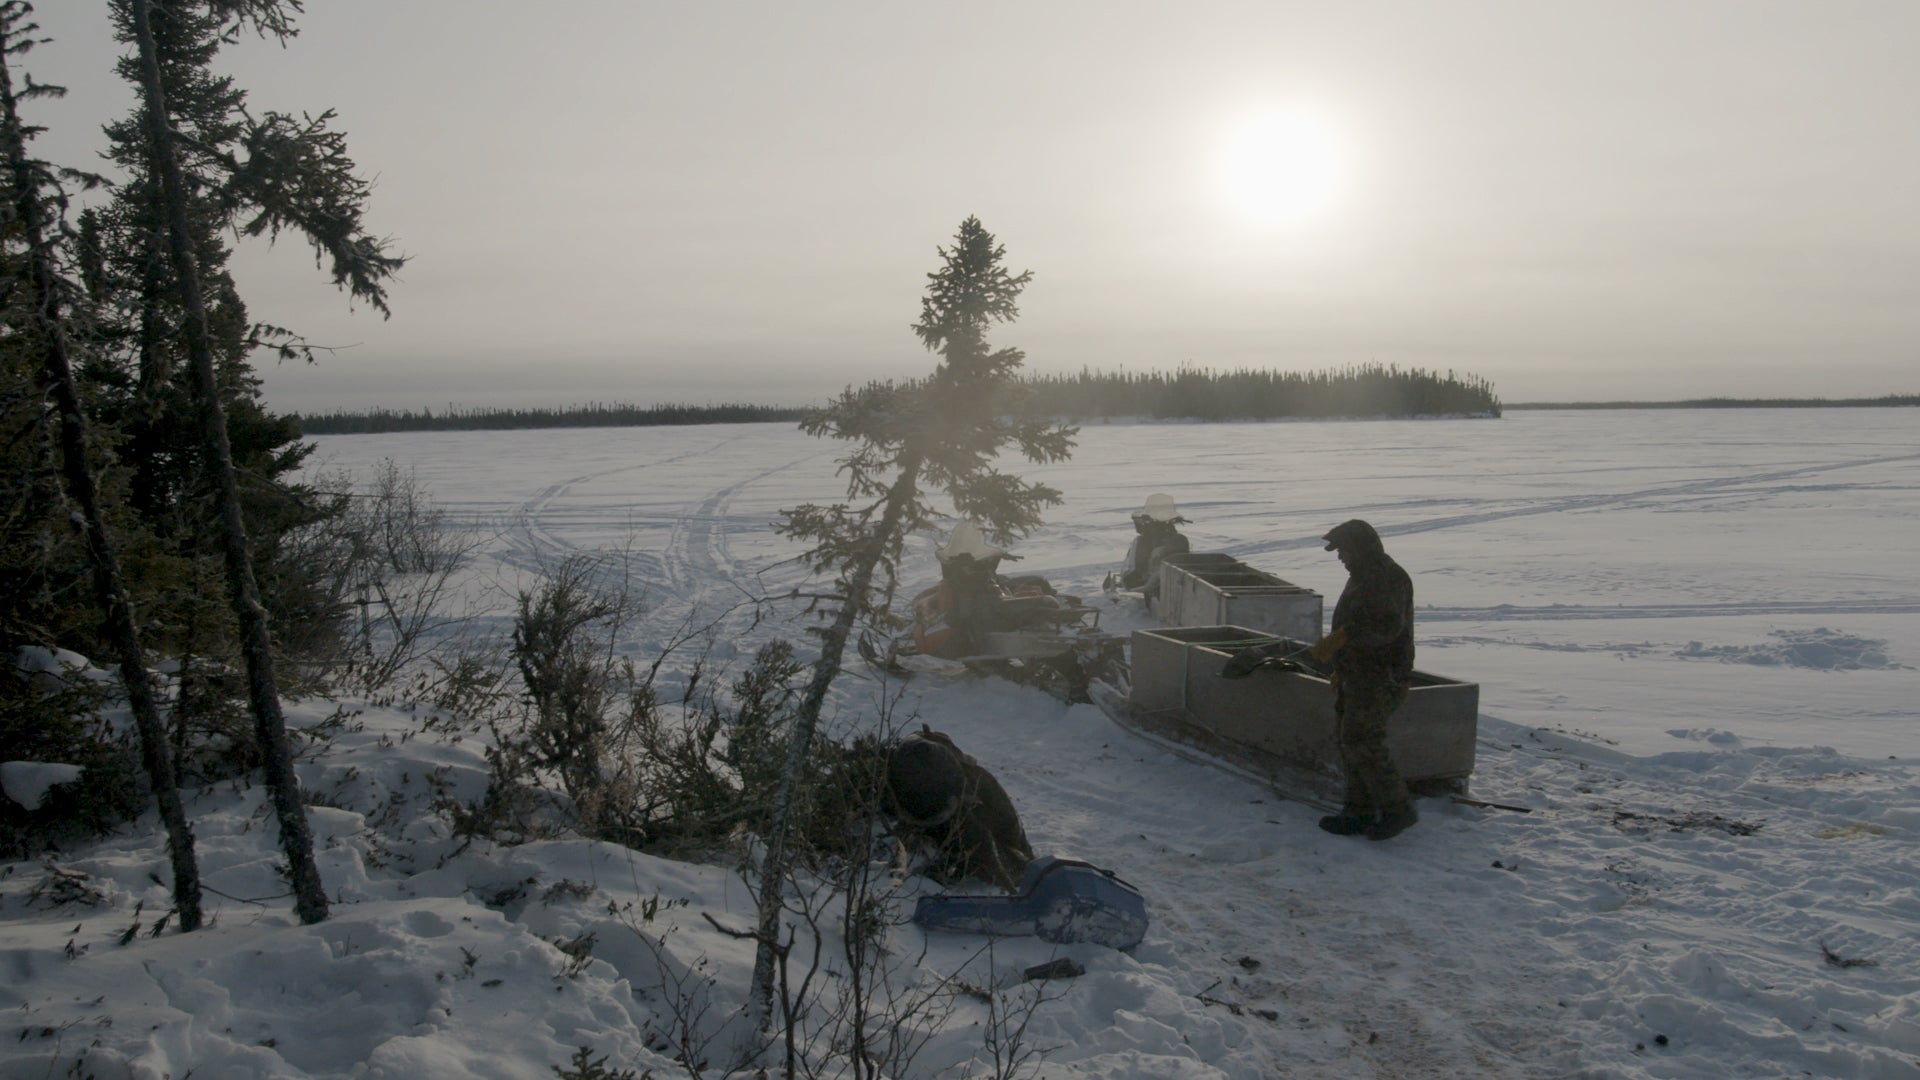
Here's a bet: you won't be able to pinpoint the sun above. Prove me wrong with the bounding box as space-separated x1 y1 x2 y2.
1214 106 1349 227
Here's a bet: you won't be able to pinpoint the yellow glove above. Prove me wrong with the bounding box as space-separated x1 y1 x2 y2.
1309 627 1348 663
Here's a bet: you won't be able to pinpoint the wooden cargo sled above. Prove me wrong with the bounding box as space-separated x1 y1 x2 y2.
1096 625 1481 808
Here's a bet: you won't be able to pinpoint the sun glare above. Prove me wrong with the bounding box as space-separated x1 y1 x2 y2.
1215 106 1348 227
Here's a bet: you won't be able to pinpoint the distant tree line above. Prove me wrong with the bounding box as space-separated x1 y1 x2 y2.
1507 394 1917 410
298 401 809 434
1016 363 1500 420
298 363 1502 434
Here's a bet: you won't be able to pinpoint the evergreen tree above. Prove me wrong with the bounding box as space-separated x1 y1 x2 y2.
0 0 201 926
748 216 1074 1033
80 0 365 676
115 0 403 924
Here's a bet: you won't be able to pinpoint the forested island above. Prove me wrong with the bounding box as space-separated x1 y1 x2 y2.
296 363 1503 434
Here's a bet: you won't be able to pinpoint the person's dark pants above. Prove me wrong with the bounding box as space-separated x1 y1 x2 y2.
1335 680 1411 816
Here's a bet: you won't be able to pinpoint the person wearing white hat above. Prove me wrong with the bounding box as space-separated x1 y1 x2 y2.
1117 494 1190 595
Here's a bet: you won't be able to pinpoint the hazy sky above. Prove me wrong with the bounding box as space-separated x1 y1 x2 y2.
23 1 1920 411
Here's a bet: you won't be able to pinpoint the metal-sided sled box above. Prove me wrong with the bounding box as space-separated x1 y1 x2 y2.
913 855 1148 951
1114 625 1479 806
1152 554 1323 642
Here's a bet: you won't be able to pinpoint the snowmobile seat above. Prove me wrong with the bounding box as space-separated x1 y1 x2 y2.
912 855 1149 951
995 592 1071 627
998 572 1056 597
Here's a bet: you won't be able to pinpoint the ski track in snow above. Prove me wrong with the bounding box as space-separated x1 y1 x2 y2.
1054 449 1920 606
496 432 749 585
657 455 812 618
1355 449 1920 544
1419 599 1920 622
482 434 839 656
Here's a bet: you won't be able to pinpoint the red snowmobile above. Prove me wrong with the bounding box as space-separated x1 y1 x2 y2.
860 524 1126 703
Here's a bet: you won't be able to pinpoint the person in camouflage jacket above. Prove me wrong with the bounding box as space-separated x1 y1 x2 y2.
1310 518 1419 840
884 728 1035 890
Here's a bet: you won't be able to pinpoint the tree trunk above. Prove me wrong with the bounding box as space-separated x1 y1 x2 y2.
0 36 204 932
127 0 328 925
749 452 921 1037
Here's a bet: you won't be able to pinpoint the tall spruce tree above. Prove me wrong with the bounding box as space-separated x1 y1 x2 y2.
748 216 1075 1035
112 0 402 924
0 0 202 927
81 0 358 673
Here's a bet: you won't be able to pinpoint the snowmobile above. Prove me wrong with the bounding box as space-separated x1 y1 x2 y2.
859 524 1127 703
1101 493 1191 602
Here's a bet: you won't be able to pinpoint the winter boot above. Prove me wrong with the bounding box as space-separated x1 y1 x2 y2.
1317 810 1376 836
1363 804 1418 841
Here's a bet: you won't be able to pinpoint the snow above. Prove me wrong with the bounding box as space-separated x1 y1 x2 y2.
12 645 108 693
3 409 1916 1078
0 763 86 810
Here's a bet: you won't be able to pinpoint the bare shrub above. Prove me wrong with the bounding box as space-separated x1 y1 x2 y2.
286 459 482 694
422 580 1055 1077
970 950 1058 1080
705 697 1025 1079
512 556 628 807
554 1045 652 1080
441 556 880 860
418 640 518 731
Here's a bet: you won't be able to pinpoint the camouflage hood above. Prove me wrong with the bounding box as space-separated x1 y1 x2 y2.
1323 518 1386 559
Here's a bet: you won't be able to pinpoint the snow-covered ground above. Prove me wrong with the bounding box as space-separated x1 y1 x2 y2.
4 409 1917 1078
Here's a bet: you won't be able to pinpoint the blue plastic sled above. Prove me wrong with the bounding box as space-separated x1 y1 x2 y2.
912 855 1149 951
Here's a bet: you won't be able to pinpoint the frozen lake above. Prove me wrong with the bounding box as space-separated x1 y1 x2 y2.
308 407 1920 760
